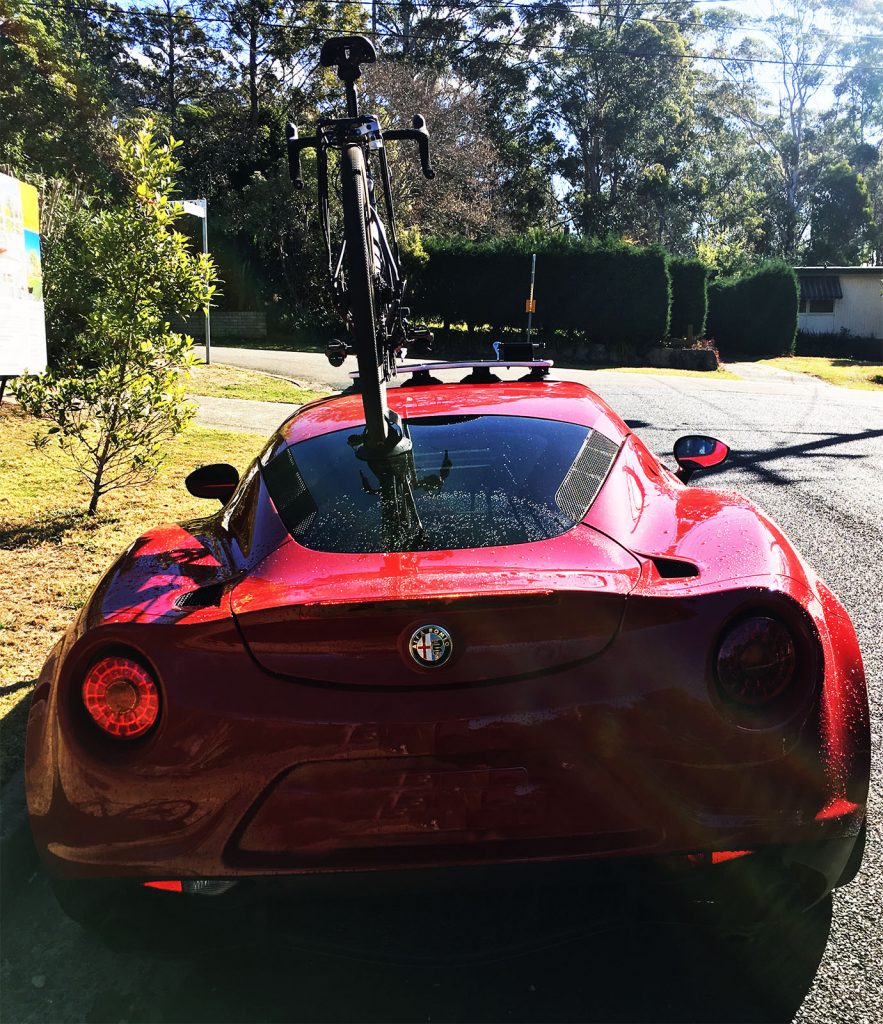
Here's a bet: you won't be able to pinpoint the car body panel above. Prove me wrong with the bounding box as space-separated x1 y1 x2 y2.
230 525 641 685
274 381 632 449
25 379 869 910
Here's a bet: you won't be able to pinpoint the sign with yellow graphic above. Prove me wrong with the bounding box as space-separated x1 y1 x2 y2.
0 173 47 377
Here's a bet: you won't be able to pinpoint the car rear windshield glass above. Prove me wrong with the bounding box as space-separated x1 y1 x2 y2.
262 415 619 553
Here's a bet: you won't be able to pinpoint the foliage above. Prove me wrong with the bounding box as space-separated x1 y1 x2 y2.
667 257 708 339
806 161 875 265
795 328 883 363
3 0 882 324
33 179 97 368
534 11 700 244
414 235 671 351
129 0 226 122
0 0 134 188
707 260 799 357
363 60 504 238
15 120 217 514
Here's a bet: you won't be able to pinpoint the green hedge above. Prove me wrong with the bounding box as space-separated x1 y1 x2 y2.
796 329 882 361
706 261 799 357
668 257 707 338
414 235 671 352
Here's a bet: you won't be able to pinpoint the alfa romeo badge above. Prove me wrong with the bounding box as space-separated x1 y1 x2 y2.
409 624 453 668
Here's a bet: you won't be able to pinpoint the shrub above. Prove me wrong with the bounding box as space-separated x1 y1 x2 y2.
795 329 882 362
667 257 707 338
15 120 217 515
414 235 671 353
706 261 798 357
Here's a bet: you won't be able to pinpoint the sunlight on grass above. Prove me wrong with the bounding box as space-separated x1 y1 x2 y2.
186 364 329 404
761 357 883 390
0 406 264 782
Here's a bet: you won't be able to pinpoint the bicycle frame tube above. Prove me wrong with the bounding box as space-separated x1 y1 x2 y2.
344 78 359 119
375 146 400 269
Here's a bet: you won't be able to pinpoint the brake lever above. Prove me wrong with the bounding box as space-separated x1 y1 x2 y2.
411 114 436 180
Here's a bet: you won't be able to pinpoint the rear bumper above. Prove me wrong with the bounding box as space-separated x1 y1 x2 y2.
50 833 863 959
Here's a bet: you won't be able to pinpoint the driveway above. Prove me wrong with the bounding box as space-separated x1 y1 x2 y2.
4 354 881 1024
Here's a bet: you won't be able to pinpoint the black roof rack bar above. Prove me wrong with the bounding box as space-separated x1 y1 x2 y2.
349 360 554 379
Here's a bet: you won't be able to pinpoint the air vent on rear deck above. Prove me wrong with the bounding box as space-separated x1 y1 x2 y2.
647 556 699 579
175 581 228 609
555 430 620 522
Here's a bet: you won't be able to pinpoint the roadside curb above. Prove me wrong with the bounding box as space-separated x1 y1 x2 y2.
0 768 38 910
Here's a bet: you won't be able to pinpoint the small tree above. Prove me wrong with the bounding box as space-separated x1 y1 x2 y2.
16 119 216 514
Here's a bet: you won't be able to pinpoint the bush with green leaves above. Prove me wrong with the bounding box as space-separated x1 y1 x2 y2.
795 329 883 362
706 261 799 357
667 257 708 339
15 120 217 514
414 234 671 352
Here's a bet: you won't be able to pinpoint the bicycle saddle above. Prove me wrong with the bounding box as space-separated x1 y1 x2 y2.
320 36 377 72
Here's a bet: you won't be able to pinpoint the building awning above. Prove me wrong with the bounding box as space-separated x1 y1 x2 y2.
799 276 842 301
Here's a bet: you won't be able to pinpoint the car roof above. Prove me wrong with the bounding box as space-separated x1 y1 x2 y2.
276 379 631 448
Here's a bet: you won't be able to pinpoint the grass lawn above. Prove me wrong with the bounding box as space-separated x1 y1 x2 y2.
186 363 329 404
762 356 883 390
0 406 264 784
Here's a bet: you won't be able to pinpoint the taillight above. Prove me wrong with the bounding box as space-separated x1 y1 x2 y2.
715 616 796 706
82 656 160 739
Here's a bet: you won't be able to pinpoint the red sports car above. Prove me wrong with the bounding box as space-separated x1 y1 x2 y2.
25 364 869 943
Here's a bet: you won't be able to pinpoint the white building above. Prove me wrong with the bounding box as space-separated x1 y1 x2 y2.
796 267 882 338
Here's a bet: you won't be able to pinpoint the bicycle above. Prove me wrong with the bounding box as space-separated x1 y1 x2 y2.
286 35 435 458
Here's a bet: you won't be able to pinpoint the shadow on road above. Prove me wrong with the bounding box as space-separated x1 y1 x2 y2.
23 882 830 1024
645 426 883 489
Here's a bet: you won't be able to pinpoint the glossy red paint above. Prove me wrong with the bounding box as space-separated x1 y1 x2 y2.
278 381 631 447
25 379 869 912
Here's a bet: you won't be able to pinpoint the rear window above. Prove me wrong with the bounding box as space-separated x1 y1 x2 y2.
262 415 619 553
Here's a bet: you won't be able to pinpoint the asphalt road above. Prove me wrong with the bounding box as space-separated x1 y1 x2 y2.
3 354 881 1024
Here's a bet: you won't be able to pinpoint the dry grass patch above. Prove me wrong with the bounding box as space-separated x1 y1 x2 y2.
186 363 329 404
761 356 883 390
0 405 263 783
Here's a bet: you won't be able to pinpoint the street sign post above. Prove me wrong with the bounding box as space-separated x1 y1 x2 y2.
180 198 210 365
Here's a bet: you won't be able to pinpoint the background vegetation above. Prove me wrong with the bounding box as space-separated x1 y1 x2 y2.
415 235 672 351
14 123 217 513
707 260 800 355
2 0 881 346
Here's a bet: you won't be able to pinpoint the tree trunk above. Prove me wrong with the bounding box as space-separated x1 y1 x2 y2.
88 466 104 515
166 3 177 121
248 20 259 130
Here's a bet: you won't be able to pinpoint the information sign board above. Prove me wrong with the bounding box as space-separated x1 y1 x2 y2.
0 172 48 377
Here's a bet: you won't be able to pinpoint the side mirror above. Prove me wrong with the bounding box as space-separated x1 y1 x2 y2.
673 435 730 483
185 464 239 504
